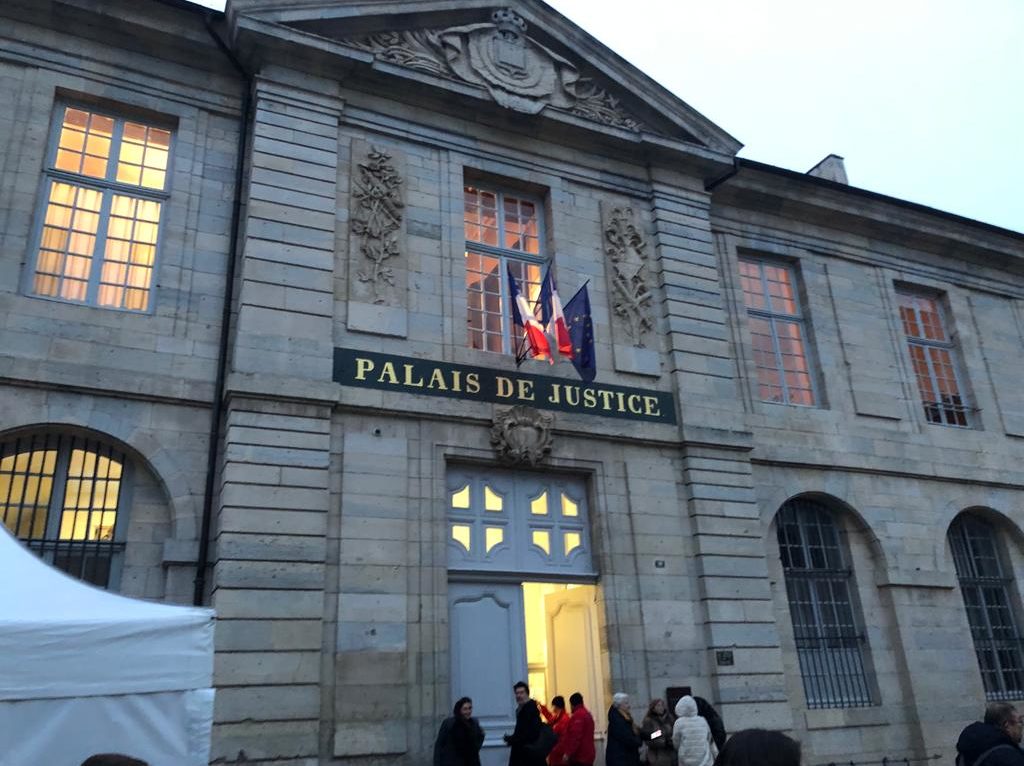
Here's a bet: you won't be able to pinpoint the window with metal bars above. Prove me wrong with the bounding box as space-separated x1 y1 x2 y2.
949 514 1024 700
738 258 817 406
0 432 127 588
26 104 172 312
776 498 873 708
463 185 545 355
896 289 971 427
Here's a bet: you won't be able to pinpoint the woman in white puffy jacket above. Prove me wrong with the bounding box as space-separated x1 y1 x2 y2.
671 695 717 766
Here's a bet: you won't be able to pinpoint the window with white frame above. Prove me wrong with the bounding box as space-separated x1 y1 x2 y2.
738 258 817 406
0 432 128 588
949 514 1024 700
776 498 873 708
896 289 971 427
464 185 545 354
27 105 172 312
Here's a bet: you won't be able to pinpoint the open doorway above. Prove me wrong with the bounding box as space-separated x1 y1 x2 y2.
448 580 608 766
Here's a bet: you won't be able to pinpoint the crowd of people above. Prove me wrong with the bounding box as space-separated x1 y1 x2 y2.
433 682 802 766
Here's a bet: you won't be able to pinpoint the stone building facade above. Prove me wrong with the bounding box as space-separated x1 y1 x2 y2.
1 1 1023 765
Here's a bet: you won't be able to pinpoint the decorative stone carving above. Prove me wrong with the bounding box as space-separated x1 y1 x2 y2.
603 205 653 347
490 405 553 466
344 9 645 131
351 146 404 304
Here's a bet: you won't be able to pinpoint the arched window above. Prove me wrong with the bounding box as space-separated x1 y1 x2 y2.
948 514 1024 699
776 497 873 708
0 432 127 588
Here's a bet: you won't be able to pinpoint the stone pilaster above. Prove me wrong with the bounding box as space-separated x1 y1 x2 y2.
649 171 793 730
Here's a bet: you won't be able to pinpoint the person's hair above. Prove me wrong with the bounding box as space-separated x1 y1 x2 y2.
453 696 473 717
569 692 584 707
513 681 529 694
551 695 565 710
713 729 801 766
81 757 149 766
985 702 1019 729
647 698 667 717
612 692 630 708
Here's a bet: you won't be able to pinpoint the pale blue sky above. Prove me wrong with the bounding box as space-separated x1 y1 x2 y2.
195 0 1023 233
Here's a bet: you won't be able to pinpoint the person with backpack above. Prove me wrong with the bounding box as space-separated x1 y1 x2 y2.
956 702 1024 766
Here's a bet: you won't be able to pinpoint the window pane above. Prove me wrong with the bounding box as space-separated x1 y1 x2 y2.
33 182 102 303
54 107 113 179
0 435 59 540
742 260 815 406
116 121 171 191
97 194 160 310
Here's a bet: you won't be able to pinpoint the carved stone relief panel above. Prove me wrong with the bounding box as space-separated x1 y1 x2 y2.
603 203 653 346
343 8 645 132
600 201 661 377
346 139 409 337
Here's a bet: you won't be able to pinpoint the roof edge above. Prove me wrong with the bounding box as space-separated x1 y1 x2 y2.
734 157 1023 242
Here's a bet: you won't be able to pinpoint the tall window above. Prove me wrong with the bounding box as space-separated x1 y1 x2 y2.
896 290 970 426
738 258 816 406
0 432 127 587
28 105 172 311
464 185 544 354
949 514 1024 699
776 498 872 708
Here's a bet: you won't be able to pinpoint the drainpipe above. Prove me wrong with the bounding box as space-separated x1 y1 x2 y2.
193 12 252 606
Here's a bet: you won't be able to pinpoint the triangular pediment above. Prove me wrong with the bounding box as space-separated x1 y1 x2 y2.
230 1 742 155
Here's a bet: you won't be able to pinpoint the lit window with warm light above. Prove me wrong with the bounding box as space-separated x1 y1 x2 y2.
464 185 545 354
738 257 818 406
1 432 127 589
28 105 172 312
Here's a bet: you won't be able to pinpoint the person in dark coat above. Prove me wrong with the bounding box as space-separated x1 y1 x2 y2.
956 702 1024 766
606 692 643 766
434 696 486 766
712 729 800 766
504 681 546 766
692 696 726 751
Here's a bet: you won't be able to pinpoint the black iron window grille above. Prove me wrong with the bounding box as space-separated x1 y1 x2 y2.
0 433 126 588
949 515 1024 700
777 498 873 708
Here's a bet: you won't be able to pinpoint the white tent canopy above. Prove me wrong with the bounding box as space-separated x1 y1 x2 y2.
0 528 215 765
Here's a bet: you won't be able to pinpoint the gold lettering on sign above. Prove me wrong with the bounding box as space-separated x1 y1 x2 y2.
643 396 661 417
627 393 642 414
378 362 399 385
355 357 375 380
517 379 535 402
428 368 448 391
496 376 514 398
465 372 481 395
403 363 424 387
582 388 597 408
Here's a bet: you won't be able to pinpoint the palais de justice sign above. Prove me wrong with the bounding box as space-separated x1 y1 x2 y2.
333 348 676 425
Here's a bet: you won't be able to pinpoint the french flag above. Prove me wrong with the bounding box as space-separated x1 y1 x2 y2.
507 266 551 362
538 270 573 358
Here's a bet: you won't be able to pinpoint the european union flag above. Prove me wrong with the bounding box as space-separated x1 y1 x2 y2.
563 283 596 382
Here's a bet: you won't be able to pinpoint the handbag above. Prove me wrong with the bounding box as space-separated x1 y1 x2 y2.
525 723 558 757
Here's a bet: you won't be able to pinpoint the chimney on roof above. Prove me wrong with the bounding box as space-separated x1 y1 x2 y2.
806 154 848 184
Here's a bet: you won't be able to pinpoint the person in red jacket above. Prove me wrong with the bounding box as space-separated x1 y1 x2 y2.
559 692 596 766
539 696 572 766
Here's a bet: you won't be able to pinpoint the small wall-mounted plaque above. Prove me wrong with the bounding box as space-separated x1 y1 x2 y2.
654 559 665 569
715 650 734 666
